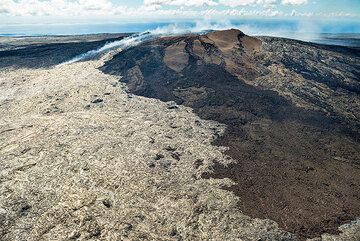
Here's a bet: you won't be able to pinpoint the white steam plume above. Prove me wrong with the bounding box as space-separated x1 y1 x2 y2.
59 20 237 65
59 32 153 65
59 19 323 65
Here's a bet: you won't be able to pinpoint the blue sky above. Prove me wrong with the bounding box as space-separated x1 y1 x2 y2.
0 0 359 24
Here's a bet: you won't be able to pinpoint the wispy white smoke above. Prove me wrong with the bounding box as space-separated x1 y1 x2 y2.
151 19 234 35
60 20 231 65
151 19 322 41
60 32 154 65
60 19 323 65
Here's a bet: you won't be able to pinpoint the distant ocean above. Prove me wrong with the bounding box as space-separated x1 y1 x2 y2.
1 19 360 47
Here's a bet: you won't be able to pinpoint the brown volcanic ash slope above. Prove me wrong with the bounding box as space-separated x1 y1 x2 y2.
101 29 360 240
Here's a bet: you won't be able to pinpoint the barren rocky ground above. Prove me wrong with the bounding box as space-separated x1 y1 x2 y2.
0 46 295 241
0 31 359 241
101 29 360 240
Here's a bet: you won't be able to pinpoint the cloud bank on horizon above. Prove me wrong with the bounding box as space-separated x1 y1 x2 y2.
0 0 359 22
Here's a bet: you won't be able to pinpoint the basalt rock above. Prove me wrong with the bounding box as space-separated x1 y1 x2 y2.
101 29 360 240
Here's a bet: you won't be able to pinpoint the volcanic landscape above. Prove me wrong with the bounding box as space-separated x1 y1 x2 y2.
0 29 359 241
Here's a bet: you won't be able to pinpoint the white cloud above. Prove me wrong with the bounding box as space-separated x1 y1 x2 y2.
219 0 277 7
145 0 279 7
144 0 218 7
0 0 115 16
77 0 113 11
282 0 308 5
0 0 356 20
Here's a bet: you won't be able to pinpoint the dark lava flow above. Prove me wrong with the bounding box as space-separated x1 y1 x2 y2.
0 34 128 69
101 30 360 240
